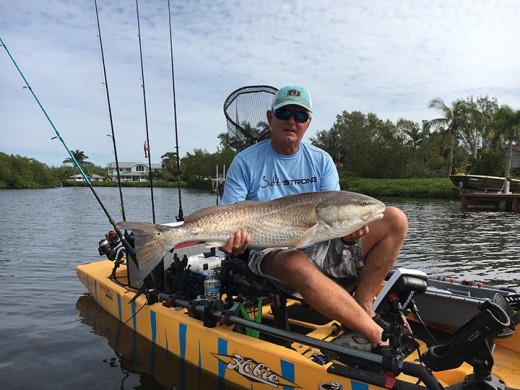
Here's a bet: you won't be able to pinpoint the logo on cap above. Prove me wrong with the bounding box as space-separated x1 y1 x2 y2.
287 89 301 97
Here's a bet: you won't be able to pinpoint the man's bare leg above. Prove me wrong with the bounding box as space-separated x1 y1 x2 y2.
262 250 385 346
354 206 408 317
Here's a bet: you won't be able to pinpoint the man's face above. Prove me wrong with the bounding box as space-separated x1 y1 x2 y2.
267 104 312 153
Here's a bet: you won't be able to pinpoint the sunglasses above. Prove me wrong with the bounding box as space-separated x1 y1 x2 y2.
274 108 309 123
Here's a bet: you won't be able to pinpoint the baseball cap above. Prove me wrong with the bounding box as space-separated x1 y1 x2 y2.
272 85 312 112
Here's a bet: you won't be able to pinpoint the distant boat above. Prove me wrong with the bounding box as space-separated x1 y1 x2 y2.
449 174 520 192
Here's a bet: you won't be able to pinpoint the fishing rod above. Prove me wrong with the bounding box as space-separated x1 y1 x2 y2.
94 0 126 221
135 0 156 223
167 0 184 222
0 35 133 253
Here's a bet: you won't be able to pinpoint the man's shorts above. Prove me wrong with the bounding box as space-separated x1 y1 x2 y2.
248 238 364 283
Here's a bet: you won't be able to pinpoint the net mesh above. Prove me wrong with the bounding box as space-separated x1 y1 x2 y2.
223 85 278 152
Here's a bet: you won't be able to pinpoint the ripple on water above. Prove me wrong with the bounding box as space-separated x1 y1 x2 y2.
391 198 520 288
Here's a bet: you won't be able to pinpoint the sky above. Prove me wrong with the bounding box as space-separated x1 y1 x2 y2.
1 0 520 167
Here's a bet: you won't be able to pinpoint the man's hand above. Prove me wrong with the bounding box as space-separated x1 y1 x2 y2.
220 228 251 256
342 225 369 244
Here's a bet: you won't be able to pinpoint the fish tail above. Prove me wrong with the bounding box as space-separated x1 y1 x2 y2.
117 222 180 281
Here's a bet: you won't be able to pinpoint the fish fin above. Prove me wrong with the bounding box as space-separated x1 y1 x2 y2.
293 224 319 248
117 222 178 281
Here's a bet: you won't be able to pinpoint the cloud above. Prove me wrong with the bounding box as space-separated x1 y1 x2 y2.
1 0 519 166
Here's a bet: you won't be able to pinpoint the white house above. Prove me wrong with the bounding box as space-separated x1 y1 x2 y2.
68 173 105 182
106 162 163 182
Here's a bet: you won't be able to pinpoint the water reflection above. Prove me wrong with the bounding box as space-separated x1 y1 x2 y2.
75 294 245 390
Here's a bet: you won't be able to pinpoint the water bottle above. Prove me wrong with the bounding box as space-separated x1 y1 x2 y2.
204 269 221 299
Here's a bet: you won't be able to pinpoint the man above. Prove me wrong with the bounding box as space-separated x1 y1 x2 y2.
221 85 408 348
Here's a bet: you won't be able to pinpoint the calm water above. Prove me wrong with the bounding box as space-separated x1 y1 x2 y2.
0 187 519 389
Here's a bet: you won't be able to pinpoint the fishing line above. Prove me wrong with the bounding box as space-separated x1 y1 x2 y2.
94 0 127 221
0 35 132 250
167 0 184 222
135 0 156 223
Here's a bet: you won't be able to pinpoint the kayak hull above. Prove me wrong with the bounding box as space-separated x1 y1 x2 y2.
77 260 520 389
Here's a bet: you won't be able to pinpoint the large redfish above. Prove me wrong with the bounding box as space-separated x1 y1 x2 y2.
117 191 385 280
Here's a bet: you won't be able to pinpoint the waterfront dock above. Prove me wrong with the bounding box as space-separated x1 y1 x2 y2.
459 193 520 212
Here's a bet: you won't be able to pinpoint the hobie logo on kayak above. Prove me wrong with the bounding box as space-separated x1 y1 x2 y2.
212 353 300 388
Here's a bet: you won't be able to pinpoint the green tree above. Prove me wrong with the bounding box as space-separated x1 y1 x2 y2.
310 126 346 167
180 149 217 182
493 105 520 177
466 96 499 157
217 132 232 150
399 118 425 149
428 98 474 175
0 152 58 188
180 148 235 189
160 152 179 181
368 116 408 178
325 110 374 175
62 149 90 166
62 149 91 180
223 120 271 153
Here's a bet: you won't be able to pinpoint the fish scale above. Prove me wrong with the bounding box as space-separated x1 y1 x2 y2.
117 191 385 281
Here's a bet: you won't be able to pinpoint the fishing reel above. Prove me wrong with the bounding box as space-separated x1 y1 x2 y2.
372 268 429 358
98 230 125 262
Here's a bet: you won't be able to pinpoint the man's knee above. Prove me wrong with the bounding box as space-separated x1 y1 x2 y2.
384 206 408 237
362 206 407 256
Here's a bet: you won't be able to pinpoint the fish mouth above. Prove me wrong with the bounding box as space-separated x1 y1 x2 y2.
362 210 385 222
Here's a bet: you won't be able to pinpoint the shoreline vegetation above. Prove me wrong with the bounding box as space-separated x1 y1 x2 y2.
0 150 462 198
2 175 460 199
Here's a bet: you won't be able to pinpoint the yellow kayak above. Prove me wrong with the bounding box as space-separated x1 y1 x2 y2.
77 252 520 390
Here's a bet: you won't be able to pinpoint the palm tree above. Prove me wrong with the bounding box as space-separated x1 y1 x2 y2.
62 149 91 180
63 149 90 166
493 105 520 178
160 152 179 181
428 98 474 175
217 132 231 150
219 120 271 153
256 120 271 142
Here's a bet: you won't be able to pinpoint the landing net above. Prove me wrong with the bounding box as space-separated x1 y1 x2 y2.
223 85 277 152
